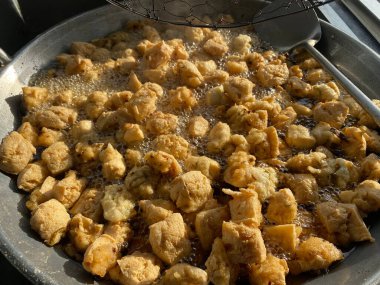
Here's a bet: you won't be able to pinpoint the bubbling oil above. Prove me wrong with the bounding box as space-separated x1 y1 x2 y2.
25 20 360 283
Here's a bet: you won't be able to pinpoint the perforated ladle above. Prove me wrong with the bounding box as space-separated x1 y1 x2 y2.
254 0 380 127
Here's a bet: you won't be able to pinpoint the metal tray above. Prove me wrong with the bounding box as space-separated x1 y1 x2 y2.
0 5 380 285
341 0 380 44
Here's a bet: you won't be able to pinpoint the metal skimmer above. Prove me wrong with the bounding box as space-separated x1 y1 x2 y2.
105 0 335 28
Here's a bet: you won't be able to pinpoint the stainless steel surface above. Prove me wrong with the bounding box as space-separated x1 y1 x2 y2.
341 0 380 44
255 0 380 127
317 21 380 101
318 1 380 53
0 48 11 68
255 1 322 50
318 3 360 40
1 4 380 285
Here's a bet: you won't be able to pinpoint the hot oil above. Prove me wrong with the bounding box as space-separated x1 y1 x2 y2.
26 21 358 283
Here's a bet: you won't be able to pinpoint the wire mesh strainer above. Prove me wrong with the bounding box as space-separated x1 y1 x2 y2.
105 0 335 28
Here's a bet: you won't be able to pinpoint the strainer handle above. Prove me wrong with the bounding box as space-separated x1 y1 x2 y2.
303 42 380 128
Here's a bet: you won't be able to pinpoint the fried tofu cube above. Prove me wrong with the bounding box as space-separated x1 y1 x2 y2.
176 60 204 88
224 155 277 202
37 106 77 130
103 222 132 249
188 116 209 138
285 124 316 149
101 184 135 223
286 76 312 97
139 199 176 225
203 37 229 58
340 180 380 215
358 99 380 128
53 170 87 208
286 152 326 174
184 155 220 180
121 123 144 144
0 131 36 175
289 237 343 275
245 52 265 70
84 91 108 119
249 254 289 285
223 76 254 103
170 171 213 213
226 61 248 75
22 86 49 110
153 134 189 160
195 206 230 250
206 85 229 106
361 126 380 153
316 201 373 246
68 214 103 252
57 54 93 75
70 120 96 143
144 41 173 68
30 199 70 246
17 161 49 192
283 174 319 204
206 238 238 285
360 154 380 181
70 41 96 57
99 144 126 180
127 93 157 122
311 81 340 102
169 86 197 110
124 149 142 169
17 122 38 146
38 127 65 147
184 27 205 43
263 224 301 252
222 221 266 264
196 60 217 76
246 127 279 159
82 234 119 277
223 188 262 226
109 252 161 285
256 63 289 87
70 188 104 223
311 122 340 146
341 127 367 159
124 165 159 199
267 188 297 225
41 141 73 175
300 58 321 70
144 150 182 177
223 151 256 188
313 101 349 129
207 122 231 153
26 176 57 211
232 34 251 55
226 105 268 132
225 134 250 156
162 263 208 285
95 111 125 131
306 68 332 84
327 158 359 189
146 111 178 135
149 213 191 264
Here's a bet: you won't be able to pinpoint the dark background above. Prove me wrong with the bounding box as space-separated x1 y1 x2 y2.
0 0 105 56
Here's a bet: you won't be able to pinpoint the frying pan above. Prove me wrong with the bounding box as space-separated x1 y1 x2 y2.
0 5 380 285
